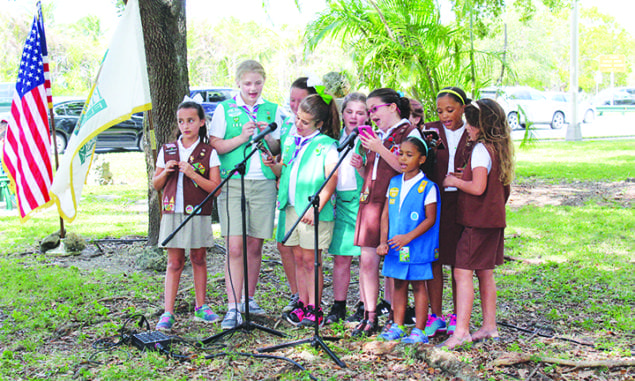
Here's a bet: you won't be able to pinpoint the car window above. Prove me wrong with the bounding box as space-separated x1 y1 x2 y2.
207 91 227 102
65 102 85 116
510 90 530 100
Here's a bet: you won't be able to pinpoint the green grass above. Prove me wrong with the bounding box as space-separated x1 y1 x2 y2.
515 139 635 181
0 141 633 379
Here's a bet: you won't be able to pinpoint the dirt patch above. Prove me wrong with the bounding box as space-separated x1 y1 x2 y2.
509 179 635 208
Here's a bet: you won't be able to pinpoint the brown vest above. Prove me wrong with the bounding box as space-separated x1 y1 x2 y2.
457 143 510 228
360 122 416 204
427 120 473 194
161 141 214 215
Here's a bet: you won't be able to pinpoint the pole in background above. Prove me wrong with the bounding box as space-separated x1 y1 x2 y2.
566 0 582 141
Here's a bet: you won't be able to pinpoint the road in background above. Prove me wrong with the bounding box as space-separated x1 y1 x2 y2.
511 113 635 140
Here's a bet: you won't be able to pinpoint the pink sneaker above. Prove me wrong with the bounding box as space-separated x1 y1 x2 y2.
285 301 306 326
446 314 457 336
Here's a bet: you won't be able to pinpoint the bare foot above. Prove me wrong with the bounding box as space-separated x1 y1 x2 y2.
436 334 472 350
471 328 499 342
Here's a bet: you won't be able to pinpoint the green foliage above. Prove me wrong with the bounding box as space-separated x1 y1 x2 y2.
305 0 505 118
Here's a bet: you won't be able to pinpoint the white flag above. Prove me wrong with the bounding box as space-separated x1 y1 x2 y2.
50 0 151 222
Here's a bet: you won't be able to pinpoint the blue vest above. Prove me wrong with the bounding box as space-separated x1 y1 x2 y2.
386 174 441 264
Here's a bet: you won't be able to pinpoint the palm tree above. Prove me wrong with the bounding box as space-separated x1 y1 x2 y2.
305 0 501 116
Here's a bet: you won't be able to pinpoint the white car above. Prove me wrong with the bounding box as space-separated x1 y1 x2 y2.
546 91 595 124
480 86 568 130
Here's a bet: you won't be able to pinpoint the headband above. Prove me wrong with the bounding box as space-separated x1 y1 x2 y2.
307 76 333 105
182 93 204 104
408 135 428 157
437 89 465 105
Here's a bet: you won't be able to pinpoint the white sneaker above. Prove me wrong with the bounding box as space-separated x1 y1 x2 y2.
239 298 266 315
221 308 243 330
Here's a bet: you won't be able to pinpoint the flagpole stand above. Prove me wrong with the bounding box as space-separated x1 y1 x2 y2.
46 238 70 256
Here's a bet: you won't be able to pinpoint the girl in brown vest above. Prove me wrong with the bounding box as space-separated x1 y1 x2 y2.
153 100 222 331
350 88 422 336
425 87 472 338
440 98 514 349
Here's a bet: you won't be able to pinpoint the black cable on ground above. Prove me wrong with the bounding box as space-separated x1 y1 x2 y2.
205 351 318 381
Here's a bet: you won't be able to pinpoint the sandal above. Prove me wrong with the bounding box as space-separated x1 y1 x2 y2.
351 319 368 337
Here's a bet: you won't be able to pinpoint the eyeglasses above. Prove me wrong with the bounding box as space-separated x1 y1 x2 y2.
368 103 391 114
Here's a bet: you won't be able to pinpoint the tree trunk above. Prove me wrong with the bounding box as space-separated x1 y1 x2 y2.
138 0 189 246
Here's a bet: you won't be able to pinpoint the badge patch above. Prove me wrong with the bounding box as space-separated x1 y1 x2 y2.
418 180 427 193
399 246 410 262
389 187 399 198
228 107 242 117
185 205 194 214
410 211 419 220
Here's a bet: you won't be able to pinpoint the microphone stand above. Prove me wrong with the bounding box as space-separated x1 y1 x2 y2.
161 140 286 344
257 138 357 368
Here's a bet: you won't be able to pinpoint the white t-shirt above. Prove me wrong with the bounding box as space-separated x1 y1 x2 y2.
209 95 284 180
443 122 466 192
288 131 339 206
386 171 437 210
471 142 492 174
371 119 422 180
156 137 220 213
336 129 360 191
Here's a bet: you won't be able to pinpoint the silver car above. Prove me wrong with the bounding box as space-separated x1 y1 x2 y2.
480 86 568 130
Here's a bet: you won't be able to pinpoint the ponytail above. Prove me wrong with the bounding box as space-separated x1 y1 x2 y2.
298 94 341 140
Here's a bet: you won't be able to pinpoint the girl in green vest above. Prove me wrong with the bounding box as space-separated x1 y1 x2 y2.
269 91 340 327
276 77 317 316
209 60 285 330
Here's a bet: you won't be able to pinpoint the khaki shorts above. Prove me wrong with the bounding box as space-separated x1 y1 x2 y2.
282 205 334 250
217 178 277 239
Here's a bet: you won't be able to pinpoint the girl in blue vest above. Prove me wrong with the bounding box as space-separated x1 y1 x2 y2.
153 100 222 331
209 60 285 329
377 136 440 343
270 91 340 327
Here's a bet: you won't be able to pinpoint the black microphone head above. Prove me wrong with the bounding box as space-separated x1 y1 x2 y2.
269 122 278 131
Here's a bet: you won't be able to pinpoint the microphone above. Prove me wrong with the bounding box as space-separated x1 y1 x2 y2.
248 122 277 146
337 127 359 152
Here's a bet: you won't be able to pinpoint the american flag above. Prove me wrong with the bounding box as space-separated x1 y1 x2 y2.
2 2 54 221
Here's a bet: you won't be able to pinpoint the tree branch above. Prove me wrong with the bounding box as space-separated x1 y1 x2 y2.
489 353 635 369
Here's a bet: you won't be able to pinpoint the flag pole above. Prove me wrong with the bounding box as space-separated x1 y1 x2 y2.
38 2 66 239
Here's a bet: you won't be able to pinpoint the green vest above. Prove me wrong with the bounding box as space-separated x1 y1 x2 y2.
218 98 278 179
280 115 295 146
278 133 337 221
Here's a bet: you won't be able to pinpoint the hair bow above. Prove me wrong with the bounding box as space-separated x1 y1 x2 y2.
307 75 333 105
182 93 204 104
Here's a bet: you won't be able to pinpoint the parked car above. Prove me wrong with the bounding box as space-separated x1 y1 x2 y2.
592 87 635 106
480 86 568 130
545 91 596 124
52 98 144 153
0 83 13 113
189 87 237 120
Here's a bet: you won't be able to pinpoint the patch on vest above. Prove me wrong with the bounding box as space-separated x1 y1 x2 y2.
227 105 242 117
434 248 439 260
418 180 428 193
410 211 419 220
185 205 194 214
165 144 177 155
192 162 205 174
389 187 399 198
163 195 175 212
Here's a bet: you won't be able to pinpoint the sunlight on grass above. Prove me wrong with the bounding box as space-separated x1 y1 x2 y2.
515 139 635 181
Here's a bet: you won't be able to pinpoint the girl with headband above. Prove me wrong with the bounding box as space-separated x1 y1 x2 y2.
350 88 423 337
423 86 474 339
